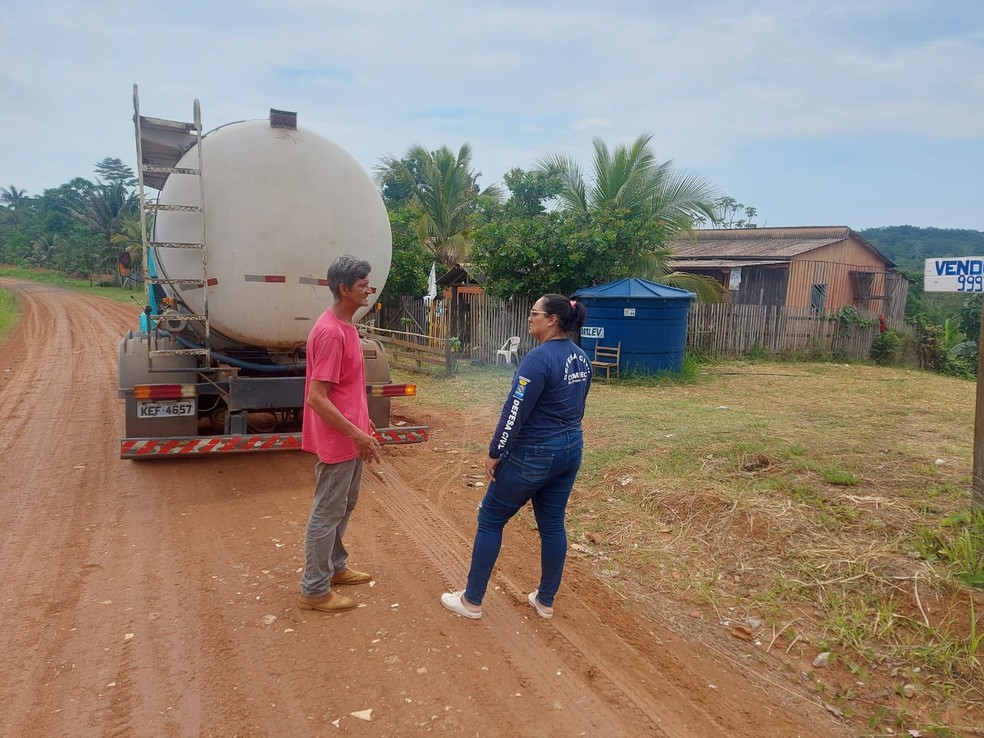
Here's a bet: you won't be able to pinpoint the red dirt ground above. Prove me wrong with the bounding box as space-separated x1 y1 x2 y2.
0 279 855 737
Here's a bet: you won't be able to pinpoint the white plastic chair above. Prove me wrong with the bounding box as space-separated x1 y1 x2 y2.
495 336 521 366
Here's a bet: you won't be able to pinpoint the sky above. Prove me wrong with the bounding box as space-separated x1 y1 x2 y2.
2 0 982 231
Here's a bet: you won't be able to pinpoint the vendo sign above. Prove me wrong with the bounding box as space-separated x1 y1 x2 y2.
924 257 984 293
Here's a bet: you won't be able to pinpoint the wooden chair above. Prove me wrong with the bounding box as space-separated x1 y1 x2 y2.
591 341 621 382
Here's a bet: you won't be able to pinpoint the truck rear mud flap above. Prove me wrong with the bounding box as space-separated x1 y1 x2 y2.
121 426 429 459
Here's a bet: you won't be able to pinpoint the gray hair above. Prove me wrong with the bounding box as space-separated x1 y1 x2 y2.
326 255 371 299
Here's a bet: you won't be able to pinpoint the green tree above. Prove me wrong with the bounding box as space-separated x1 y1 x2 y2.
493 133 726 301
1 185 30 209
862 225 984 333
28 233 66 268
961 294 982 345
375 144 500 268
500 166 564 219
538 133 718 229
378 207 431 301
65 180 138 278
378 153 426 209
58 229 107 279
109 212 145 288
708 196 758 228
473 209 663 298
94 158 137 188
860 226 984 275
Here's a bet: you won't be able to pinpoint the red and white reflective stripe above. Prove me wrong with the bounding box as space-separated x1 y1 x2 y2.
121 434 303 457
120 426 428 458
244 274 286 283
374 427 428 444
298 276 330 286
182 277 218 291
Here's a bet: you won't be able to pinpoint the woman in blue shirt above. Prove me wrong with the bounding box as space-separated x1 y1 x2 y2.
441 293 592 620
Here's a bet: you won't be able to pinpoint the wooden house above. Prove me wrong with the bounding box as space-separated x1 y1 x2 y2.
435 263 485 347
668 227 908 324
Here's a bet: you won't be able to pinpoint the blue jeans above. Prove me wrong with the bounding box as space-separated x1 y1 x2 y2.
464 430 583 608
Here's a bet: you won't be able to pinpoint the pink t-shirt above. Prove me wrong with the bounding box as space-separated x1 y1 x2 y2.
301 309 369 463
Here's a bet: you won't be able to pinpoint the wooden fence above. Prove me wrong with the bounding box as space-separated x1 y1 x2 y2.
362 326 455 377
374 294 536 364
374 295 902 366
687 303 882 359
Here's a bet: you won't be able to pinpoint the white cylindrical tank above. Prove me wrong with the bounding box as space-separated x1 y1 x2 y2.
154 119 391 349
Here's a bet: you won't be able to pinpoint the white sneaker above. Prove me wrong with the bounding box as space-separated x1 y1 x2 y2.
528 590 553 620
440 590 482 619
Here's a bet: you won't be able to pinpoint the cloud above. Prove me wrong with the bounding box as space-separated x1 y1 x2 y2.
0 0 981 228
571 118 612 131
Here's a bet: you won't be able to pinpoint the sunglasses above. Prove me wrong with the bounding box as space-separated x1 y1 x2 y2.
529 309 548 316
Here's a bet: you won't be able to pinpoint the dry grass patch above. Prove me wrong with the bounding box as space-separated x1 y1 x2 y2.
404 359 984 735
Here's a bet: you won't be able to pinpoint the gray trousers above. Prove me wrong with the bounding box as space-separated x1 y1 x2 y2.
301 458 364 598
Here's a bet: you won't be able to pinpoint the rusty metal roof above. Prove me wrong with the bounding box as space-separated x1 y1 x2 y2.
668 227 894 267
671 259 787 269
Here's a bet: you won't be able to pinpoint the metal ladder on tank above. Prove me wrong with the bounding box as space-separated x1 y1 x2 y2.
132 84 212 365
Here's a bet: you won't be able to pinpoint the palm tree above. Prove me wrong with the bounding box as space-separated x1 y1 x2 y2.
539 133 718 226
538 134 726 301
65 181 139 280
109 212 145 288
1 185 29 209
29 233 66 269
375 144 500 268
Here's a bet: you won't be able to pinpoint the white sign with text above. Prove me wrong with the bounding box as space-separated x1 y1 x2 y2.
925 257 984 293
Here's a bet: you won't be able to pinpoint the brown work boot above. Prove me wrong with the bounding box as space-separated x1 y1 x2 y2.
297 590 357 612
330 568 373 586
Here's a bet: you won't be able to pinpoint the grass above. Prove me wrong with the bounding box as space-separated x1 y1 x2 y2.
0 267 141 341
0 266 140 304
3 267 978 731
400 357 984 735
0 287 18 342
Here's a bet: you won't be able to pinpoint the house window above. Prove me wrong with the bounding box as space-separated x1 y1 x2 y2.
810 283 827 315
851 271 881 310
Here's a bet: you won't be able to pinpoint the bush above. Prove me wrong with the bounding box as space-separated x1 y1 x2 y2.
870 329 902 365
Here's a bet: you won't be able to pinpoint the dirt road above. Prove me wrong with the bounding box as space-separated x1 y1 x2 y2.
0 280 851 737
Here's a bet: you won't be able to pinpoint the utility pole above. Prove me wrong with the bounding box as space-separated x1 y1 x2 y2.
973 299 984 513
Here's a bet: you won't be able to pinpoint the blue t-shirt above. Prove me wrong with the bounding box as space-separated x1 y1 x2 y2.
488 338 592 457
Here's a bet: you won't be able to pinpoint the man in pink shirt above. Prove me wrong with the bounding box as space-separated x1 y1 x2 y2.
298 255 381 613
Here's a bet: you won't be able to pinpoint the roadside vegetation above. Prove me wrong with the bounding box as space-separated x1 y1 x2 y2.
4 104 982 735
0 266 137 304
403 359 984 737
0 287 17 342
4 142 982 381
0 267 137 342
3 259 981 734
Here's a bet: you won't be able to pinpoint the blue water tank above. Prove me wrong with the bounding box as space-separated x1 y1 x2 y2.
573 278 695 374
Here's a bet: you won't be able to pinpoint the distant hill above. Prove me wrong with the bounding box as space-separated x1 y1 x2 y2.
859 226 984 274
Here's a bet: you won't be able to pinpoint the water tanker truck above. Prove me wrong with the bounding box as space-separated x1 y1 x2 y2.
117 86 427 458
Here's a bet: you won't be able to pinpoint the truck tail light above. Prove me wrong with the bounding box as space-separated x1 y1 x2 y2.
368 384 416 398
134 384 197 400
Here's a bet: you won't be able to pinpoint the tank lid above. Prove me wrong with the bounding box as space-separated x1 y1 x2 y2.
573 277 695 300
270 109 297 129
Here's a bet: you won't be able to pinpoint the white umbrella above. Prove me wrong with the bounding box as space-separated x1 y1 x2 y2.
424 262 437 326
426 262 437 303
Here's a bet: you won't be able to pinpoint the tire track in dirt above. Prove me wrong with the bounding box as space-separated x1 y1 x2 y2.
0 281 148 736
364 462 668 736
0 281 849 737
389 403 496 508
369 428 847 738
